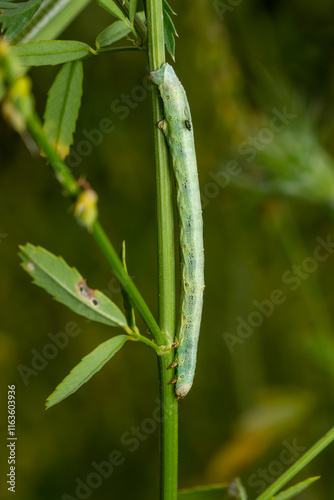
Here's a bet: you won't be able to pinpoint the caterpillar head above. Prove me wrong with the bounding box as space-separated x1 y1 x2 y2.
175 381 193 400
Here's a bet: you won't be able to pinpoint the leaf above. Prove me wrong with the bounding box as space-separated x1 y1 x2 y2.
11 40 92 66
19 244 127 328
120 241 136 329
129 0 138 23
163 0 176 15
178 484 230 499
14 0 92 44
0 0 43 40
255 426 334 500
43 60 84 160
96 20 131 49
96 0 127 22
163 8 177 60
46 335 129 408
271 477 320 500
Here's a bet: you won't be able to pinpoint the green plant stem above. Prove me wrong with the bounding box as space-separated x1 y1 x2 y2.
256 427 334 500
146 0 178 499
91 221 168 346
131 328 163 354
25 110 169 348
96 46 141 55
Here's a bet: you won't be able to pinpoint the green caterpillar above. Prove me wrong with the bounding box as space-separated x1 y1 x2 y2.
150 63 205 399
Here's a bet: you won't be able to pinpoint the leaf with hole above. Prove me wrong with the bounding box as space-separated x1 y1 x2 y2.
11 40 92 66
43 60 83 160
271 476 320 500
0 0 43 40
46 334 129 408
96 0 126 22
19 243 127 328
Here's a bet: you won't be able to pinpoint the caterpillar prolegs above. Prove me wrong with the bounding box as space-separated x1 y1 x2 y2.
150 63 205 399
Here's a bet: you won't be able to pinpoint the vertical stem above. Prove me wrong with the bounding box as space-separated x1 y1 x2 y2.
146 1 178 499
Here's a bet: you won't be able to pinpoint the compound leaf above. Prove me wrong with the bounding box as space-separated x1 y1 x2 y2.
0 0 42 40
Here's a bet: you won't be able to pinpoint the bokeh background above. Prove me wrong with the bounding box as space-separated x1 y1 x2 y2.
1 0 334 498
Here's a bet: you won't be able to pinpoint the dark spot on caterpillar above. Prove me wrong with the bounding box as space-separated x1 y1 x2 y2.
171 138 175 142
185 120 191 131
185 283 189 287
183 316 186 320
169 115 172 119
176 169 179 174
166 95 170 99
180 375 185 379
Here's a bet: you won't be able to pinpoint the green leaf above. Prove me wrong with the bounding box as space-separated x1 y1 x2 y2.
11 40 93 66
96 0 126 22
120 241 136 329
256 427 334 500
178 484 229 499
96 20 131 49
129 0 138 23
46 334 129 408
0 0 43 40
43 60 84 160
163 0 176 15
163 8 177 60
19 244 127 328
271 477 320 500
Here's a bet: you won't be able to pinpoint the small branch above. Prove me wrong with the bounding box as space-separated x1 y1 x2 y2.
92 221 169 346
96 45 142 55
130 326 165 355
21 110 169 347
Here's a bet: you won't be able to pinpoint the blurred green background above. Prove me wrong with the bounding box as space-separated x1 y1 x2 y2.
2 0 334 498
